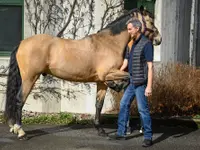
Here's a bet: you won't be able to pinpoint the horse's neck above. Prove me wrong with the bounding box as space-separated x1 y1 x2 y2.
99 30 130 54
92 30 130 55
111 30 130 54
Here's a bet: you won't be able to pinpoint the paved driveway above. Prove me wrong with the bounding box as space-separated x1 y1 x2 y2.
0 123 200 150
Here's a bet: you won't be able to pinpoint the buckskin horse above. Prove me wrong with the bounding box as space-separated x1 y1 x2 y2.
4 7 161 140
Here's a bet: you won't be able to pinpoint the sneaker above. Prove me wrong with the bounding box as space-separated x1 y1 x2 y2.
142 139 153 147
139 126 144 134
126 126 132 135
108 134 126 140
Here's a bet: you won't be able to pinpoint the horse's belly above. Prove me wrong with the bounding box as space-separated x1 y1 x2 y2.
48 67 99 82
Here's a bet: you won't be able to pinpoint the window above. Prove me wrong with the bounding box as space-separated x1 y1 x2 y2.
124 0 137 11
0 0 23 56
124 0 155 14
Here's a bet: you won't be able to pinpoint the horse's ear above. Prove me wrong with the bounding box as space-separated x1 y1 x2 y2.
140 5 147 15
140 5 144 12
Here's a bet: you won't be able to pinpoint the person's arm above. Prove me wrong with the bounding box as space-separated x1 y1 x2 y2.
145 62 153 97
120 46 129 71
120 59 128 71
144 42 154 97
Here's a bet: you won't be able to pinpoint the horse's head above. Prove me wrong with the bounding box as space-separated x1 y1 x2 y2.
138 6 162 45
100 7 162 46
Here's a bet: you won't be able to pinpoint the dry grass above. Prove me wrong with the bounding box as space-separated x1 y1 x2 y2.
150 63 200 117
111 63 200 117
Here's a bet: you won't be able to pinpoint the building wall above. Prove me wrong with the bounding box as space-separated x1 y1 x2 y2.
153 0 162 62
0 58 9 111
176 0 192 63
196 1 200 66
23 0 118 114
156 0 192 64
1 0 198 114
0 0 120 114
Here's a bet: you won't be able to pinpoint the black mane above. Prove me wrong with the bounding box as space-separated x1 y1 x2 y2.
100 8 140 35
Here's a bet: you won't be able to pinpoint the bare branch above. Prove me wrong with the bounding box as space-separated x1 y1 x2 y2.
57 0 78 37
100 0 124 30
85 0 95 35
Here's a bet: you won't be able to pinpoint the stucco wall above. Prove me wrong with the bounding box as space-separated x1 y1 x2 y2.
2 0 196 114
0 0 121 114
196 1 200 66
157 0 192 64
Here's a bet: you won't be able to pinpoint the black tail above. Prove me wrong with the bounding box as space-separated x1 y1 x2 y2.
4 45 22 123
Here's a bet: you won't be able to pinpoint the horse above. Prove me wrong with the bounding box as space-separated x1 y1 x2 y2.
4 7 162 140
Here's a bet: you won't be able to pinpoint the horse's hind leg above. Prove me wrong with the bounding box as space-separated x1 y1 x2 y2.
94 82 107 136
13 75 39 140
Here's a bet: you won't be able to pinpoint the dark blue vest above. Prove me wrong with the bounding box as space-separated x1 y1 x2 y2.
127 36 149 86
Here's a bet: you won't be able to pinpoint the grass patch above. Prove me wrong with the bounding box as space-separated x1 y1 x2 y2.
193 114 200 119
0 112 93 125
0 112 200 129
22 113 75 125
0 113 5 124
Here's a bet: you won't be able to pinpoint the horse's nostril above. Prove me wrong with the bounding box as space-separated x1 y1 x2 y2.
158 38 162 44
155 39 159 43
153 39 161 46
155 39 161 45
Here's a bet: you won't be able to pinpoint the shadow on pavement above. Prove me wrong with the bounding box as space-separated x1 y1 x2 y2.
151 118 199 144
24 116 198 145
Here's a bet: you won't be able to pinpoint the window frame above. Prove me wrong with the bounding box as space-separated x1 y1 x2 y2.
0 0 24 56
124 0 155 14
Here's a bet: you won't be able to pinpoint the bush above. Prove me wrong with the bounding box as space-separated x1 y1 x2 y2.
150 63 200 117
112 63 200 117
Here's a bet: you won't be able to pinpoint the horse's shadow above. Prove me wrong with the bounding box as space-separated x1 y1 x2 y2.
24 117 198 145
25 123 95 140
25 116 119 140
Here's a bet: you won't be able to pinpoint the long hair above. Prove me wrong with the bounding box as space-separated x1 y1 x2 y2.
4 45 22 123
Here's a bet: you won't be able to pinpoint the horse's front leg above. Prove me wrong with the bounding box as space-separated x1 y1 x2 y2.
94 82 107 136
104 69 130 92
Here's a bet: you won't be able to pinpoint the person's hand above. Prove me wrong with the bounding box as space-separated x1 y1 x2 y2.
145 86 152 97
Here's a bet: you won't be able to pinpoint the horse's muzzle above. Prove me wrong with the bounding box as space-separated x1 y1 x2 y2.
105 79 130 92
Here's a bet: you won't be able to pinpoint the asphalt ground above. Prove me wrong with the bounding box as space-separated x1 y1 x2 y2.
0 120 200 150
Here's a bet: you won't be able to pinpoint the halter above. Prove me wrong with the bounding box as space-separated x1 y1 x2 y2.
141 14 155 34
127 12 156 48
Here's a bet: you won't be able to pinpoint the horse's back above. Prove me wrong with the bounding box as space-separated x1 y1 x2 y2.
16 34 98 81
20 34 54 46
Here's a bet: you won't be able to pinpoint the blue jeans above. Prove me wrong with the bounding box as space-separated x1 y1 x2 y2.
117 83 152 140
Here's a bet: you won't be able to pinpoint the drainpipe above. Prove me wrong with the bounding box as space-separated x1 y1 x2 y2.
189 0 198 67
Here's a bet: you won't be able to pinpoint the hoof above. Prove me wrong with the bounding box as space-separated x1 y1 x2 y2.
9 128 15 134
98 130 108 137
18 134 28 140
